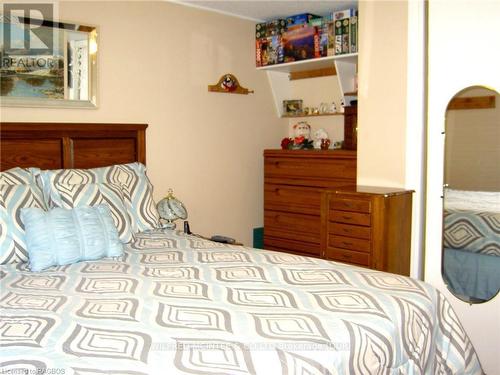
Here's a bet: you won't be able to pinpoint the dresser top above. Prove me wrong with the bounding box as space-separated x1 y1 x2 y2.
331 185 414 197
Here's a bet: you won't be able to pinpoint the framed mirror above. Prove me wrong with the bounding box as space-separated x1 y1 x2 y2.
442 86 500 303
0 12 98 108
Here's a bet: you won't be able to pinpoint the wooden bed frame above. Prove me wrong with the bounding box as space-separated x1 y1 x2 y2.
0 122 147 171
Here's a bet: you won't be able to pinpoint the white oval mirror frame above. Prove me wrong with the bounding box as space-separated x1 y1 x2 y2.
441 85 500 304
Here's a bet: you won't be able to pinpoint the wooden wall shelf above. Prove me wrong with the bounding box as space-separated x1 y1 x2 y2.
447 95 495 110
289 67 336 81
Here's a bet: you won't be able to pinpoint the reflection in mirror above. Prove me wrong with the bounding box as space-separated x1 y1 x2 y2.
0 15 98 108
442 86 500 303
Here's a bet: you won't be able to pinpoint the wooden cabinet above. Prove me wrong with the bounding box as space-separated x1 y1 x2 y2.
263 149 357 257
321 187 413 276
343 105 357 150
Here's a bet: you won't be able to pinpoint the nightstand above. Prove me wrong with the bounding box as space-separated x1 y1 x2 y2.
321 186 413 276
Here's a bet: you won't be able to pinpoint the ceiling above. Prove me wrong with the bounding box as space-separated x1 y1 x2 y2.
177 0 357 22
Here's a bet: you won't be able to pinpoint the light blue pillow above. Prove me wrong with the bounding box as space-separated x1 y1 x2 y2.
21 205 123 272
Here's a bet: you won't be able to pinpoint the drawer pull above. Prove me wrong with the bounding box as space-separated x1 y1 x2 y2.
342 241 353 247
341 254 352 259
342 228 352 233
342 215 351 220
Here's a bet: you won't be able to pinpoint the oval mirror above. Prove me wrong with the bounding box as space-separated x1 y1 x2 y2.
442 86 500 303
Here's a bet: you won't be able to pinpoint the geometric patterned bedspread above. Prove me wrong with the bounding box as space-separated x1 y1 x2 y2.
0 230 484 374
444 209 500 257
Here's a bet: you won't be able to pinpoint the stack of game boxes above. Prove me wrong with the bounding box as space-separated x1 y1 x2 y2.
328 8 358 56
255 19 286 67
255 9 358 67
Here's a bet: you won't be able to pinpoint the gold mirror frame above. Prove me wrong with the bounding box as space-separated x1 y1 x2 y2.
441 85 500 304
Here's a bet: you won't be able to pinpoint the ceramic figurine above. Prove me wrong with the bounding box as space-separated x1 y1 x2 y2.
313 128 329 149
329 102 337 114
293 121 311 139
339 98 345 113
320 138 331 150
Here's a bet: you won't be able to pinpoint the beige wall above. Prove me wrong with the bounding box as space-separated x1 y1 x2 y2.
445 88 500 191
0 1 285 244
357 0 409 187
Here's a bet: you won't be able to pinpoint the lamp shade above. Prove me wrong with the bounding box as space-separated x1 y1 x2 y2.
157 189 187 229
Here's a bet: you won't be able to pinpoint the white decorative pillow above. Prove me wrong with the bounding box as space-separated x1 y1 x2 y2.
35 162 160 233
0 168 47 264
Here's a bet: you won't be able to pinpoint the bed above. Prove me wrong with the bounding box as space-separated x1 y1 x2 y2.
443 189 500 301
0 123 484 374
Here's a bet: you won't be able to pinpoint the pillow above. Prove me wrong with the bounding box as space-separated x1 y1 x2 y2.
42 181 134 244
21 205 123 272
0 168 47 264
120 163 160 232
35 162 160 233
444 188 500 212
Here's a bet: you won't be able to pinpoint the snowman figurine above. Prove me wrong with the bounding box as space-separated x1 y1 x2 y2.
329 102 337 114
313 128 329 149
339 98 345 114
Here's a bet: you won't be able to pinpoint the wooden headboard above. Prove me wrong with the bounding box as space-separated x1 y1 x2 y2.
0 122 147 171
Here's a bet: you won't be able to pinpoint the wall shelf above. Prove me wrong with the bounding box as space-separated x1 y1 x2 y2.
257 54 357 73
281 113 344 119
259 54 358 117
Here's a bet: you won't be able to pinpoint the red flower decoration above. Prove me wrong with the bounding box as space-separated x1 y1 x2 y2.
281 137 292 149
294 136 305 145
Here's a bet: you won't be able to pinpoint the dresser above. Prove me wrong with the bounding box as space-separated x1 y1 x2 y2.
263 150 357 257
321 186 413 276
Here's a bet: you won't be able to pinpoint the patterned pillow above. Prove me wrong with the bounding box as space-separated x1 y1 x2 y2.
37 179 134 243
0 168 47 264
121 163 160 232
35 162 160 233
21 205 123 272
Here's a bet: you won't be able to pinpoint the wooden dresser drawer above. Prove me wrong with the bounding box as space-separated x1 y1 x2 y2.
330 210 371 226
264 211 320 244
330 223 371 239
264 157 356 181
264 184 321 215
329 234 371 252
326 247 370 266
264 236 320 257
331 197 371 213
